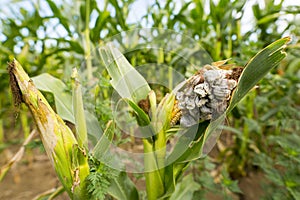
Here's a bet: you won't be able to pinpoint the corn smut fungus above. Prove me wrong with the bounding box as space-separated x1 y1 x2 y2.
174 60 243 127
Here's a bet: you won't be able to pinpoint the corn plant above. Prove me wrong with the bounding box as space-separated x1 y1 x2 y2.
7 36 290 199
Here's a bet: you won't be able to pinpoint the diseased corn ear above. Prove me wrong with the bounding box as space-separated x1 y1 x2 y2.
175 61 241 127
8 59 89 199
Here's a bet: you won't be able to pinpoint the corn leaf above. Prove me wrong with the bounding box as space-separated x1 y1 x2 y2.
71 68 88 149
168 174 200 200
228 36 290 112
123 98 155 140
45 0 71 34
126 98 150 126
99 44 151 103
32 73 102 145
92 120 114 159
85 110 103 146
166 121 210 164
107 172 139 200
31 73 74 123
91 121 126 174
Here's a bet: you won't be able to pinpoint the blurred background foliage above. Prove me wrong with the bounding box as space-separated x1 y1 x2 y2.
0 0 300 199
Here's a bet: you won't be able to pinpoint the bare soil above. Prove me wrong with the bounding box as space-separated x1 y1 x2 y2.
0 131 265 200
0 147 69 200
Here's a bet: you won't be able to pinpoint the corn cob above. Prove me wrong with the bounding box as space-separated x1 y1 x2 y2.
8 59 89 199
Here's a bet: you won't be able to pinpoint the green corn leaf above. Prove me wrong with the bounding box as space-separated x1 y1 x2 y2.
32 73 102 145
126 98 150 126
69 40 84 54
161 164 176 199
107 172 139 200
92 120 114 159
85 110 103 146
257 13 282 25
228 36 291 112
168 174 200 200
71 68 88 149
31 73 74 123
99 44 151 103
166 121 210 164
109 0 127 29
160 162 190 200
91 10 110 43
91 121 124 174
45 0 71 34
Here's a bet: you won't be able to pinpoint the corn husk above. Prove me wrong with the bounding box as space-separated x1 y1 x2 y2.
8 59 89 199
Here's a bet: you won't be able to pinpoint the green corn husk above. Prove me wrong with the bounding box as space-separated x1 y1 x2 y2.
8 59 89 199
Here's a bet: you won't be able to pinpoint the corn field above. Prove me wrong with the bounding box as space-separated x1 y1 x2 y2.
0 0 300 200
